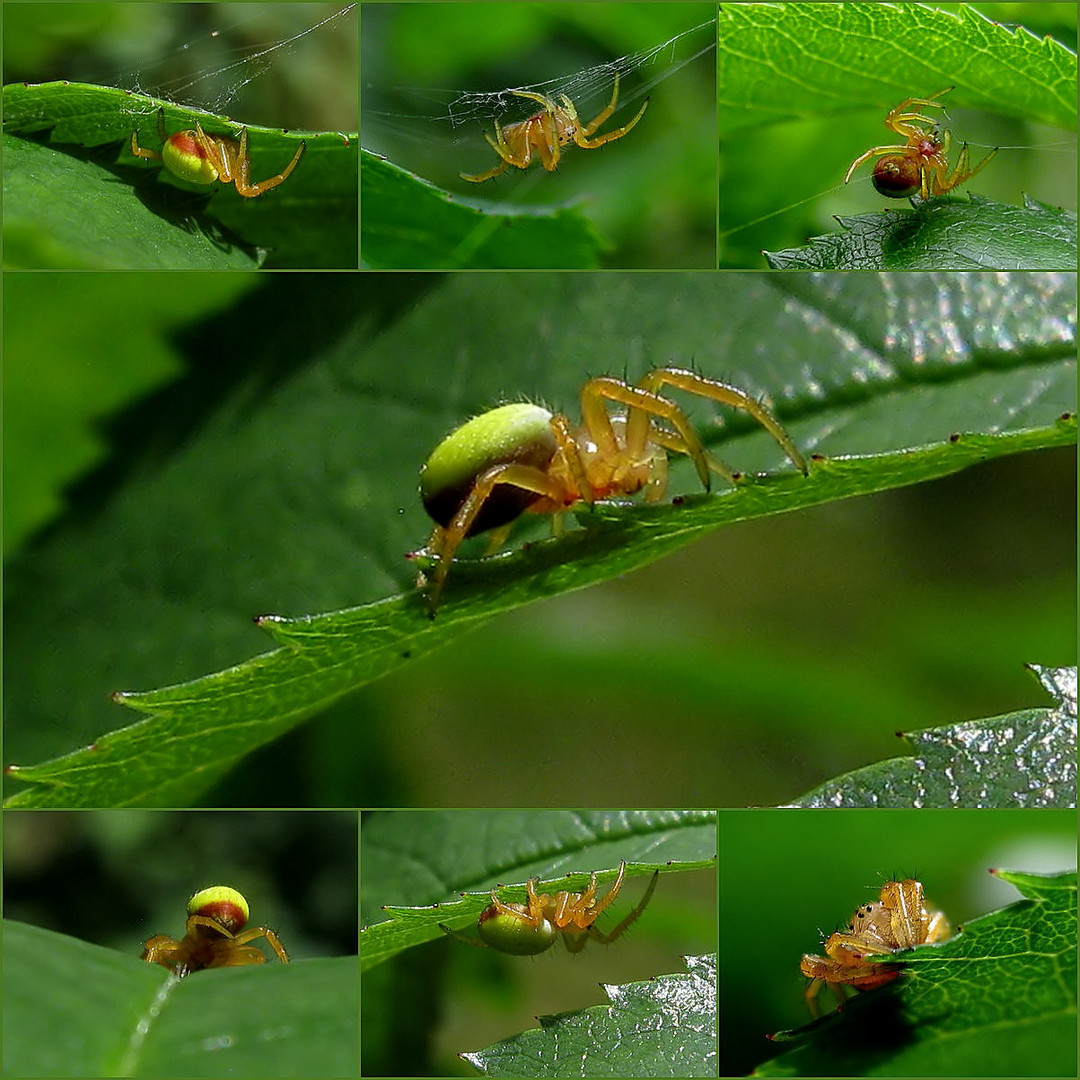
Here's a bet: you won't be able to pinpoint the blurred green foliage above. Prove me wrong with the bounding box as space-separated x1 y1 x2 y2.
3 274 258 549
2 3 357 132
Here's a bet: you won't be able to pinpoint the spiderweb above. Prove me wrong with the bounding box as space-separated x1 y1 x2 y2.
442 18 715 129
112 3 356 126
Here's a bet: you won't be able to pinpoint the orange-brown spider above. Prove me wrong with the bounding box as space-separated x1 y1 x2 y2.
131 107 305 198
460 73 648 182
141 885 289 977
800 879 950 1016
417 368 807 610
843 87 997 198
440 861 659 955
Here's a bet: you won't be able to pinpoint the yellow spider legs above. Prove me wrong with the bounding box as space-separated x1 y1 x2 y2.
460 72 648 182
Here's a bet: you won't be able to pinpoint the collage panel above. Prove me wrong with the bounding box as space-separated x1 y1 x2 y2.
360 808 718 1077
360 3 717 269
3 2 359 270
719 809 1077 1078
719 3 1077 270
2 810 359 1078
2 271 1075 811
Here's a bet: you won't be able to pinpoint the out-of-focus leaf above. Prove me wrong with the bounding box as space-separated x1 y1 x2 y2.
2 920 358 1079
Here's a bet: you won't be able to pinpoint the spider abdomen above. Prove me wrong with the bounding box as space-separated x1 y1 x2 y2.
421 403 558 534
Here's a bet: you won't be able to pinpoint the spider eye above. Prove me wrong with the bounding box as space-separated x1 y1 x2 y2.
163 130 221 185
871 155 921 197
477 903 557 955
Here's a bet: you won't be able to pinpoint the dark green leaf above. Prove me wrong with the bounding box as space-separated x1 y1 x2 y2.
2 921 358 1079
360 150 604 269
757 870 1077 1078
764 195 1078 271
463 954 716 1078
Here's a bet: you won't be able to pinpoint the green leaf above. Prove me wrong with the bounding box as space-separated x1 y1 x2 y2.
6 420 1074 810
757 869 1078 1078
2 273 258 550
462 954 716 1078
360 808 717 971
719 3 1078 267
718 5 1077 127
4 272 1075 808
360 151 605 269
2 82 357 269
764 195 1078 271
790 664 1077 808
2 920 358 1078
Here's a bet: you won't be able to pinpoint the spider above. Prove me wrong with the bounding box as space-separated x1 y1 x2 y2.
439 861 659 955
131 107 306 198
800 878 950 1016
460 72 649 182
843 87 997 198
417 367 807 610
141 885 289 977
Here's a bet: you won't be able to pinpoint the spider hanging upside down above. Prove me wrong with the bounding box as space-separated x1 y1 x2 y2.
417 368 807 611
460 72 649 182
800 879 950 1016
131 107 306 197
439 861 659 955
141 885 290 977
843 87 997 198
